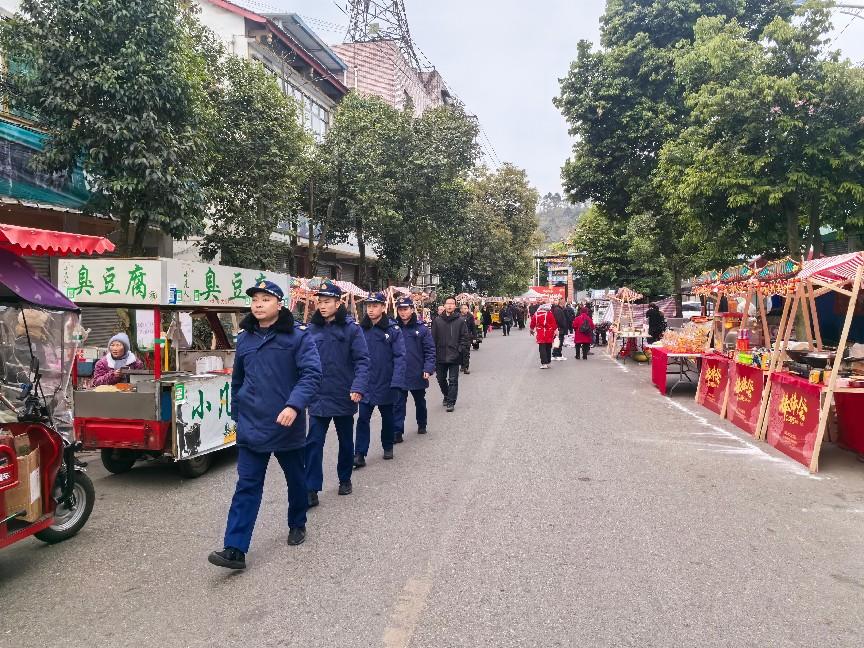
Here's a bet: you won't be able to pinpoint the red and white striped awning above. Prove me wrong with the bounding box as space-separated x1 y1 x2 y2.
331 280 367 297
799 252 864 283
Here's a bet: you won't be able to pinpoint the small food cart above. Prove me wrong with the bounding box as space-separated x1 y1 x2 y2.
57 257 291 477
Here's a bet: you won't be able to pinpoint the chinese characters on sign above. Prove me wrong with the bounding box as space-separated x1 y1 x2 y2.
778 392 809 426
176 378 236 459
765 374 821 468
734 376 755 403
58 259 161 305
705 366 723 389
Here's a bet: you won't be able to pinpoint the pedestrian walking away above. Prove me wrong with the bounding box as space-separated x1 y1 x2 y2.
572 306 595 360
209 280 322 570
481 304 493 338
515 303 527 330
530 302 558 369
305 281 370 508
646 302 668 344
355 292 406 466
394 297 436 441
499 301 514 336
459 303 476 373
431 296 471 411
550 296 571 360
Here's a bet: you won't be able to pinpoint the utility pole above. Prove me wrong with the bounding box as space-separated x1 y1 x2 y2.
344 0 428 72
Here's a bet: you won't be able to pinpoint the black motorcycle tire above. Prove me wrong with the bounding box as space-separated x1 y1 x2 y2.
100 448 137 474
178 453 213 478
34 470 95 544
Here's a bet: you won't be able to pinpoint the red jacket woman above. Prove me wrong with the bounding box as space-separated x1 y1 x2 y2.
530 304 558 369
572 309 595 345
572 308 595 360
530 305 558 344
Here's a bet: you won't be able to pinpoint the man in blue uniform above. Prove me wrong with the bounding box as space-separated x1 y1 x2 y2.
305 281 369 508
208 281 322 570
354 292 406 467
394 297 435 442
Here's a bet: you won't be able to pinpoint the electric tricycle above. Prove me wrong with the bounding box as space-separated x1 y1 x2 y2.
0 230 103 548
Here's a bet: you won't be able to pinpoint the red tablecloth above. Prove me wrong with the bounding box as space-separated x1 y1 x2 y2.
834 392 864 455
765 372 822 468
725 362 766 436
696 355 732 416
650 347 670 395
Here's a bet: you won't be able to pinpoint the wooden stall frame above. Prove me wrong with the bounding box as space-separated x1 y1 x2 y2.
810 264 864 472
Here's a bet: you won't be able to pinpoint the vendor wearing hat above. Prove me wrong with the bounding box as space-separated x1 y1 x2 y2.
394 297 435 441
209 280 322 570
354 291 406 466
91 332 145 387
305 280 370 508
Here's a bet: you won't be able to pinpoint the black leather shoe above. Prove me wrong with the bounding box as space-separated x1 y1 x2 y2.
307 491 319 508
208 547 246 569
446 404 455 412
383 448 394 460
353 453 366 469
464 369 471 374
417 426 427 435
338 481 352 495
394 433 404 444
287 527 306 546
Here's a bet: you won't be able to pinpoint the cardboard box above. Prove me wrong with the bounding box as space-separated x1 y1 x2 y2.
3 449 41 522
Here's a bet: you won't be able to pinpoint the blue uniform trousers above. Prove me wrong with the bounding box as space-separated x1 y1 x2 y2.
394 389 428 435
224 446 307 553
355 402 395 456
306 415 355 491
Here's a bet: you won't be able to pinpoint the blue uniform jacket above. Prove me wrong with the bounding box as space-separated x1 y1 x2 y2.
360 316 406 405
307 306 370 417
231 310 322 452
397 313 436 391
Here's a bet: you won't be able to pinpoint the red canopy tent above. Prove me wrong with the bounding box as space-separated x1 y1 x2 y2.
0 224 115 257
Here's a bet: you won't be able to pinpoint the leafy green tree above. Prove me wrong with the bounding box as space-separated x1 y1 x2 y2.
305 93 408 286
438 165 539 295
390 102 480 283
658 8 864 257
555 0 796 304
1 0 214 253
199 55 310 270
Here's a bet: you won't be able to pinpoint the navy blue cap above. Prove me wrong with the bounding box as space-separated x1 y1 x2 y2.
396 297 415 309
316 280 343 299
246 280 284 300
365 291 387 304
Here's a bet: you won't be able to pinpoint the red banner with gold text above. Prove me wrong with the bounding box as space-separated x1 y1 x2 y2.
765 372 822 467
696 355 731 416
725 363 765 436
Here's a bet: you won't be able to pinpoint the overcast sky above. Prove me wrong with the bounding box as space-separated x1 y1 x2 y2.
237 0 864 198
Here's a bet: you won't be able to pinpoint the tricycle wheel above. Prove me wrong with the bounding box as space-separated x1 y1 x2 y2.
178 453 212 478
34 471 95 544
100 448 138 474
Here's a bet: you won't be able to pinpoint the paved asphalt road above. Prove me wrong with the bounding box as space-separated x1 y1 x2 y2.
3 331 864 647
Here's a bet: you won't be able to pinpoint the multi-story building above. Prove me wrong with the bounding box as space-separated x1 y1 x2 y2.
331 41 451 116
180 1 380 286
196 1 348 139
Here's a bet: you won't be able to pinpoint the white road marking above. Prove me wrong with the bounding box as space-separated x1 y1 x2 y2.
664 399 820 479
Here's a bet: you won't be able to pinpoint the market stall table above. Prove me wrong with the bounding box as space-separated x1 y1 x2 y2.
649 347 702 395
614 331 649 363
